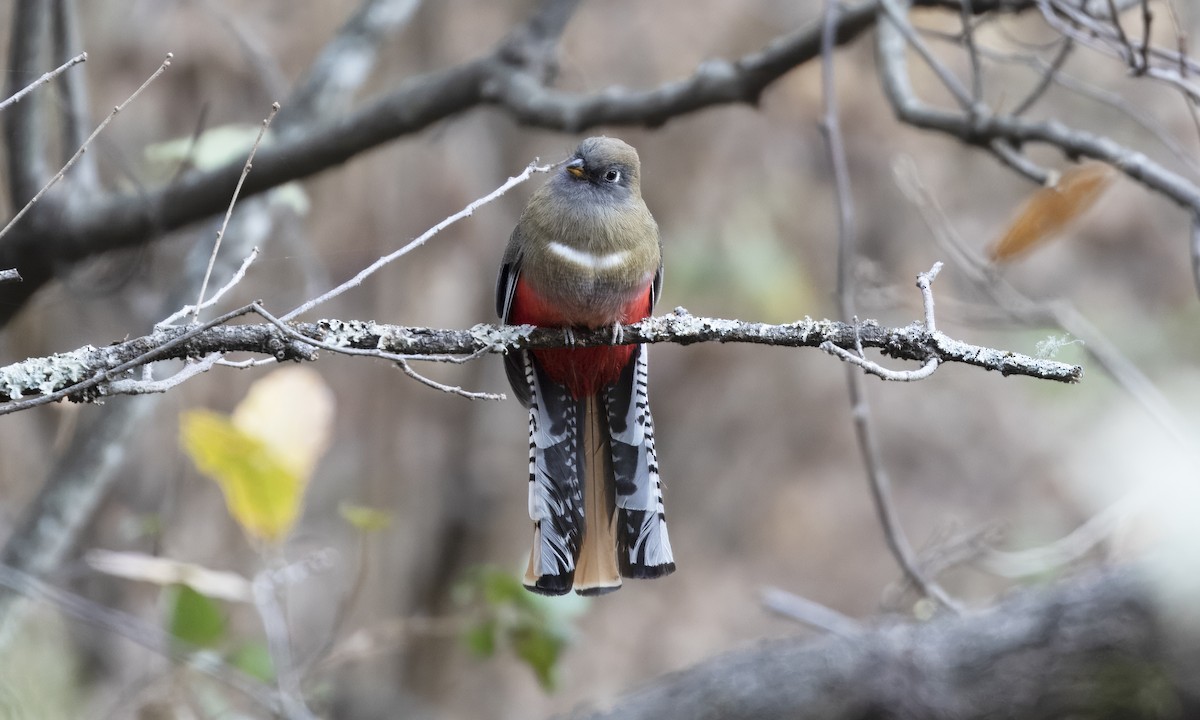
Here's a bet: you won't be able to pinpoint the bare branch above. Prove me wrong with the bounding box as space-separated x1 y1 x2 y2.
0 309 1083 409
0 50 86 113
193 103 279 323
281 160 552 320
51 0 97 188
280 0 423 130
158 248 259 328
558 570 1200 720
6 0 53 203
0 0 1022 325
824 1 960 613
760 587 863 637
395 359 506 401
0 53 173 246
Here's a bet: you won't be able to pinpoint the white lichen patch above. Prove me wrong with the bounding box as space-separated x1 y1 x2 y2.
369 322 418 351
470 323 524 352
316 319 374 347
0 346 97 399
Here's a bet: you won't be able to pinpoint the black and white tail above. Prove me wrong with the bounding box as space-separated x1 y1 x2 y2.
604 345 674 578
522 345 674 596
522 352 584 595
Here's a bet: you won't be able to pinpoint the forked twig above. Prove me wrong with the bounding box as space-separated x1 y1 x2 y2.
192 103 280 323
0 53 172 244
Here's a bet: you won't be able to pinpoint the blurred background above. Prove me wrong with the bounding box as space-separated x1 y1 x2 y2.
1 0 1199 717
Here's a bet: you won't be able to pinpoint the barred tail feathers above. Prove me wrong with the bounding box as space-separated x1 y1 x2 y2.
523 352 583 595
603 345 675 579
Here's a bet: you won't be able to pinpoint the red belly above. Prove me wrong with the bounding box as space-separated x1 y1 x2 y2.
510 277 652 397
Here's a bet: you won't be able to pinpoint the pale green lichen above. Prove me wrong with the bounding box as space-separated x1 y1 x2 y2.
0 346 96 399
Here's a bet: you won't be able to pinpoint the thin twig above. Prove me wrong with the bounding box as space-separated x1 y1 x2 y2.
193 103 279 323
761 587 863 637
0 53 173 245
255 302 504 399
979 497 1136 578
1011 40 1073 116
0 50 86 113
0 564 280 713
878 0 973 110
253 570 316 720
160 248 259 328
395 359 505 401
282 160 552 321
104 354 224 396
824 0 961 614
1105 0 1137 71
959 0 983 102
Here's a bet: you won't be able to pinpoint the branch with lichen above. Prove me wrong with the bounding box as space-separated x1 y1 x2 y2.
0 307 1082 412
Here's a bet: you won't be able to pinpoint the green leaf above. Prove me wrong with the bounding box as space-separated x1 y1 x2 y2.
338 503 393 533
455 565 582 692
230 642 275 683
511 624 566 691
463 618 497 658
166 584 226 648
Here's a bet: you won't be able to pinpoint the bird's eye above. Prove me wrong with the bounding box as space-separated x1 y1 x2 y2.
604 169 621 183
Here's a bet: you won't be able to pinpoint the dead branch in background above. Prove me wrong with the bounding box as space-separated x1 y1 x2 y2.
559 569 1200 720
0 0 1068 326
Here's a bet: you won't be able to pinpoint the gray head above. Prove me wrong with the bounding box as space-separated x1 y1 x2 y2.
548 136 643 205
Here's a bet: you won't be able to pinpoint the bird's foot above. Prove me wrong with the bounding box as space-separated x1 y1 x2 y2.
609 322 625 345
562 327 577 348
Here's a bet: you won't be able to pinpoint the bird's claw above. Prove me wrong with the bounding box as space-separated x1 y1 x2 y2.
562 327 577 348
610 322 625 345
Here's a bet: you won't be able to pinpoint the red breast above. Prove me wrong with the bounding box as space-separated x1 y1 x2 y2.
510 276 652 397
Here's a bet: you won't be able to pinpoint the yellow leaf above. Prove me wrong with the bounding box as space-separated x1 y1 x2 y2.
987 162 1116 264
180 410 303 543
232 367 335 481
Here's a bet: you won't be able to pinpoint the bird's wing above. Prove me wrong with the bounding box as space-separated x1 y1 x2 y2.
496 226 533 407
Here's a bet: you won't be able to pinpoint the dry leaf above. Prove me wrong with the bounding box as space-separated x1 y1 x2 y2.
987 162 1116 264
232 367 335 481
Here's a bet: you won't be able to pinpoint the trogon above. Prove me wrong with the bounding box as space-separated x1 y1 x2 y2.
496 136 675 595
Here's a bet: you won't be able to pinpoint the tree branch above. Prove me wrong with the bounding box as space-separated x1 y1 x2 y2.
0 0 1030 326
557 569 1200 720
5 0 53 204
0 311 1082 409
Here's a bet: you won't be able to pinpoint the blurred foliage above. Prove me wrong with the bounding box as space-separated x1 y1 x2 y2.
143 124 310 214
339 502 394 533
0 612 82 719
180 367 334 543
165 583 227 648
230 641 276 683
454 566 588 691
181 409 305 542
670 191 817 321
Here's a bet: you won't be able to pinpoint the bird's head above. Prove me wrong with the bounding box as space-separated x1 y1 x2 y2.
554 136 642 202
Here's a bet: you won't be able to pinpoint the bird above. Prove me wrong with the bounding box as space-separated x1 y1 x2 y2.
496 136 675 595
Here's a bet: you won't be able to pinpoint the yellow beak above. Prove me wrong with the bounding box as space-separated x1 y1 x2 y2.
566 159 585 178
